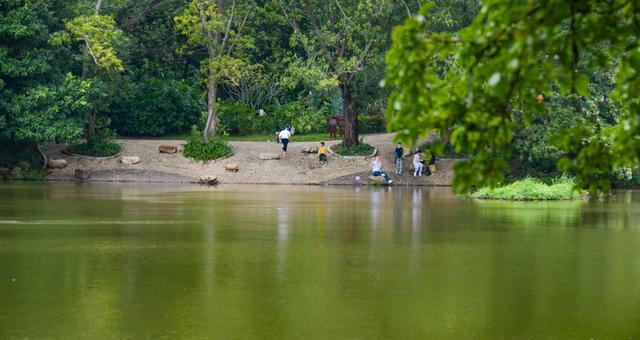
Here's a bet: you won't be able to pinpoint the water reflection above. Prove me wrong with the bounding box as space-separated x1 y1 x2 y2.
276 204 289 278
1 184 640 339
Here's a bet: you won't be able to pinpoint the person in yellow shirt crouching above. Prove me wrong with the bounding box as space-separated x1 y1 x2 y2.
318 142 329 165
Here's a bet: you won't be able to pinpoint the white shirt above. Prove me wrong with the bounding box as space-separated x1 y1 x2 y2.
413 153 423 164
278 129 291 140
370 160 382 172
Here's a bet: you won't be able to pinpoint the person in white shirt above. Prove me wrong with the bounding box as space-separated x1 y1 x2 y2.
413 151 424 177
278 128 292 158
370 156 392 184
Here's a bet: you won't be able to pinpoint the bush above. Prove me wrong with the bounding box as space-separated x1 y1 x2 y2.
217 101 260 135
419 137 466 159
0 141 44 169
107 76 203 136
0 142 46 180
67 127 121 157
331 140 376 156
472 176 583 201
359 114 386 134
183 127 233 161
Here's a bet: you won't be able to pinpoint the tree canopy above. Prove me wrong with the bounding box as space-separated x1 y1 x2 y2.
1 0 639 190
386 0 640 193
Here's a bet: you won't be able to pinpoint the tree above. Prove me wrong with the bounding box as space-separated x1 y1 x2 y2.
385 0 640 193
277 0 419 148
12 74 91 166
51 0 126 142
0 0 80 165
174 0 255 140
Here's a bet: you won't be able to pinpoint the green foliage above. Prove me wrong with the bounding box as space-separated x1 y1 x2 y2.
8 166 46 181
108 74 204 136
216 99 340 136
386 0 640 194
11 73 89 147
472 177 582 201
511 54 620 177
332 141 375 157
183 126 233 162
278 0 419 146
0 142 44 169
52 14 126 72
358 114 386 134
174 0 256 138
66 126 121 157
227 133 331 142
419 138 466 159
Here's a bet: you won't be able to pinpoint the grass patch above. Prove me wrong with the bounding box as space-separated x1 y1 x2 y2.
331 142 376 156
472 176 583 201
66 142 121 157
183 127 233 162
66 128 121 157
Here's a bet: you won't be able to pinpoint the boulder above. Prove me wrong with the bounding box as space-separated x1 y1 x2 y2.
159 145 178 154
199 175 218 185
74 169 90 180
120 156 140 165
48 159 67 169
301 146 311 154
259 153 280 160
369 175 387 184
224 163 239 172
310 147 318 154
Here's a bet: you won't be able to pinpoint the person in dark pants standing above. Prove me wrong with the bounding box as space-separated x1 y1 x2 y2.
394 142 404 175
278 128 291 159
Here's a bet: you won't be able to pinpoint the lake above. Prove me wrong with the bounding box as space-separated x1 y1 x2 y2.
1 183 639 339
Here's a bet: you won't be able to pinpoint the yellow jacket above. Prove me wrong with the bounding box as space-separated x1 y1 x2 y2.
318 146 328 155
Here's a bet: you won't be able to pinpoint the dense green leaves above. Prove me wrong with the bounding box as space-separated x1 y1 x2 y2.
276 0 420 147
2 0 637 190
52 14 126 71
12 74 89 146
386 0 640 193
183 126 233 161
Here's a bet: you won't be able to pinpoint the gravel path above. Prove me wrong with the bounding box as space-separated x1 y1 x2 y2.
45 133 459 186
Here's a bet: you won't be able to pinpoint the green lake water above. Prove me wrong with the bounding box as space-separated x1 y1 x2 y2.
1 183 639 339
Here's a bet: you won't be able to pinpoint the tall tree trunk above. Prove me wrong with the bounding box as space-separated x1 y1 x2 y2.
81 49 96 141
36 143 48 169
83 0 103 142
87 110 96 142
203 78 218 141
341 84 359 148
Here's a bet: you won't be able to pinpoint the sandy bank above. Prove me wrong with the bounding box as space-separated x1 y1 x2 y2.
45 133 458 186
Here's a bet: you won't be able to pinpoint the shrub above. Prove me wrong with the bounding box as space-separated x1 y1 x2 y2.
331 140 376 156
0 141 44 169
419 137 466 159
66 127 121 157
217 101 259 135
472 176 583 201
107 76 203 136
183 127 233 161
359 114 386 134
0 143 46 180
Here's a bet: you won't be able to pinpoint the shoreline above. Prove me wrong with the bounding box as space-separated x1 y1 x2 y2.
42 133 457 187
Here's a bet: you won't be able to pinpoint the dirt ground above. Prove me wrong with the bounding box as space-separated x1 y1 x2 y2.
45 133 458 186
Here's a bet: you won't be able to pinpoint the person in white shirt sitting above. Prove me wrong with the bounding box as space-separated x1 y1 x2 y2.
370 156 392 184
